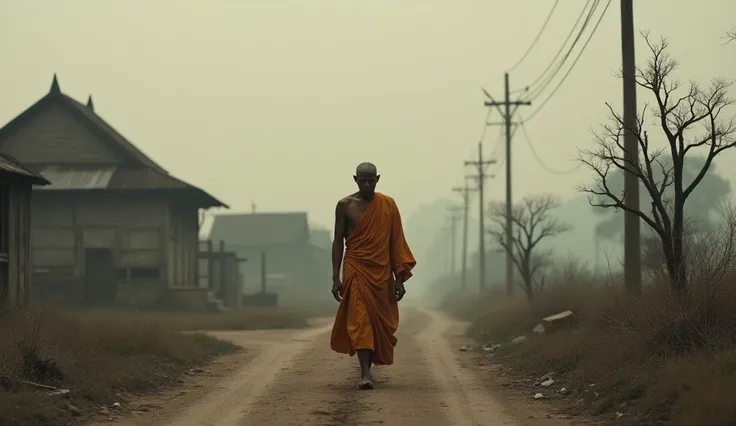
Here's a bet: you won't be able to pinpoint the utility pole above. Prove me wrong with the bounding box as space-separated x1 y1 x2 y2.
621 0 641 293
452 179 475 289
465 143 496 291
446 205 462 278
483 72 531 297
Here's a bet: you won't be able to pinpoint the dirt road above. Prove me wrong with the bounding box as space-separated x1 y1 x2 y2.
101 306 568 426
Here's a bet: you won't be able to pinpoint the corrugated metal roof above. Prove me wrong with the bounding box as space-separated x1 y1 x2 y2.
35 166 115 190
0 152 50 185
30 165 227 208
108 167 227 208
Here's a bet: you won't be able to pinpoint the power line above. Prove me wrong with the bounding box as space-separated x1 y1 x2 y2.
524 0 600 100
518 0 593 98
508 0 560 72
478 107 492 144
486 127 506 177
523 0 612 122
518 120 583 175
523 0 600 101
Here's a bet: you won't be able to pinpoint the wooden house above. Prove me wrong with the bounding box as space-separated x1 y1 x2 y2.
0 75 227 308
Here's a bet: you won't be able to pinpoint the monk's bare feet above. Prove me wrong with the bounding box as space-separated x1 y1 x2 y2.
357 372 374 390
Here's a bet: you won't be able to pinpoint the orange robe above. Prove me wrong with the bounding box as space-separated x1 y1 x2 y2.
330 192 416 366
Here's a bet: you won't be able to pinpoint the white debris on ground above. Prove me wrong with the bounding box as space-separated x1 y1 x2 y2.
541 379 555 387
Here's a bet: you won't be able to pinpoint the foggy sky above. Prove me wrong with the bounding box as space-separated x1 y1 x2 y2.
2 1 735 231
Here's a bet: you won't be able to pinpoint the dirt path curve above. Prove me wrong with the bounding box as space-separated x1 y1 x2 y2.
103 307 567 426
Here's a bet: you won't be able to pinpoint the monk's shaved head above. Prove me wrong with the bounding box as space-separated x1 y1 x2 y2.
353 162 380 198
355 162 378 176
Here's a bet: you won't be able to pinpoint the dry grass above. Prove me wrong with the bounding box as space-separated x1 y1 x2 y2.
0 304 327 426
65 306 318 332
443 264 736 425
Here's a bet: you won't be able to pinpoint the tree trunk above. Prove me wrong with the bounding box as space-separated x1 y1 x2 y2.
671 225 687 292
662 238 677 287
671 193 687 293
523 274 534 301
521 258 533 301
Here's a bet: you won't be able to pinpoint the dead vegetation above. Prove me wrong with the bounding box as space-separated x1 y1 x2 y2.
579 33 736 292
65 305 319 332
443 213 736 425
0 305 323 426
487 194 571 300
442 33 736 425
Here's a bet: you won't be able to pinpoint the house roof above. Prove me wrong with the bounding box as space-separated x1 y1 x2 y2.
30 165 226 208
209 212 310 246
0 75 166 172
0 152 50 186
0 75 226 208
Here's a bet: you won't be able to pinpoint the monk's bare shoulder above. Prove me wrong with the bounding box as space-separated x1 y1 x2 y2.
377 193 399 210
338 193 360 205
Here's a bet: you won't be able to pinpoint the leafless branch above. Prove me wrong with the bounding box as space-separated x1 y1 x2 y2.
725 28 736 44
487 194 570 300
578 32 736 292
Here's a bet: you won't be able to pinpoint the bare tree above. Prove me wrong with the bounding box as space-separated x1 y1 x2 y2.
487 195 571 301
579 34 736 293
726 28 736 43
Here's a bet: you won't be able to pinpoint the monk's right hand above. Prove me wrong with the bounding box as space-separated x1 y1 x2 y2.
331 278 343 302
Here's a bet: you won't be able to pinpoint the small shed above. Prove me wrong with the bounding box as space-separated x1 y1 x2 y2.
0 152 50 307
208 212 330 302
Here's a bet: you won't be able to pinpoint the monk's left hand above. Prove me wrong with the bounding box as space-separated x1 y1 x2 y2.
395 280 406 301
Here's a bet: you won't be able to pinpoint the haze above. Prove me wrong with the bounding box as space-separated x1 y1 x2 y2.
2 0 734 234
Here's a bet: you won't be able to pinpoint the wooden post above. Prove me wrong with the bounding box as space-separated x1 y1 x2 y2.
206 239 214 290
260 251 267 294
218 240 227 297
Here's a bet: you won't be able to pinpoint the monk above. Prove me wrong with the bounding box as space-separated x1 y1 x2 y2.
330 162 416 390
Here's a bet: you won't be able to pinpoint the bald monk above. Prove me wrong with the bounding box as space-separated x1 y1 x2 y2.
330 162 416 390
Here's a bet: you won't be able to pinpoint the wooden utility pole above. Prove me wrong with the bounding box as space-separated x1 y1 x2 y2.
483 73 531 297
465 143 496 291
452 179 475 289
620 0 641 293
446 205 462 277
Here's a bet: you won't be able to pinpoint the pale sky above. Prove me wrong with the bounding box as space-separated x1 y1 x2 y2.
2 1 735 230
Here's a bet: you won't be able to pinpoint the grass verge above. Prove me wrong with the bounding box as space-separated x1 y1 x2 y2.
66 306 320 332
443 270 736 425
0 303 328 426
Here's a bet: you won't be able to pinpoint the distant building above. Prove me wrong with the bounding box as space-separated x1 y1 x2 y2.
0 152 50 307
208 212 330 302
0 75 227 308
309 228 332 251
